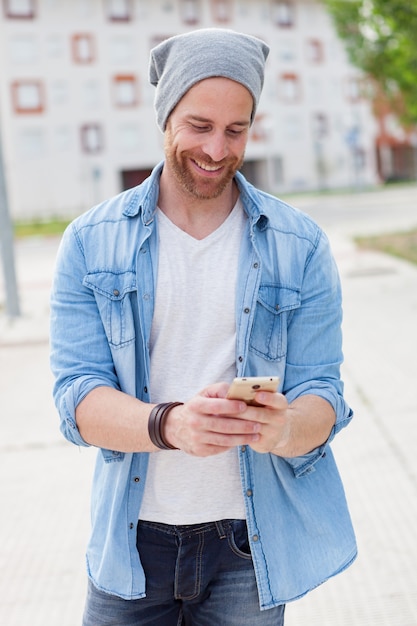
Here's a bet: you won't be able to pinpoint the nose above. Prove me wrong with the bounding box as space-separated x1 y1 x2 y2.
201 131 229 162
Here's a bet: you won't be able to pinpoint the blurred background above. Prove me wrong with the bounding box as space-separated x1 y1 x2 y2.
1 0 416 224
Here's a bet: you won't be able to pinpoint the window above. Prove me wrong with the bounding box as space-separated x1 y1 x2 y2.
3 0 36 18
81 124 103 153
72 34 96 64
180 0 200 25
105 0 132 21
210 0 232 22
271 0 294 27
113 75 138 107
11 80 44 114
311 113 328 140
279 73 300 103
306 39 323 63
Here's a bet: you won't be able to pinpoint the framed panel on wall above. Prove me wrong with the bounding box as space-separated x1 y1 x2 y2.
3 0 36 19
11 80 44 114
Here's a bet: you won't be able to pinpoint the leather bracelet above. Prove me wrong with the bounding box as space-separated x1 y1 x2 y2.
148 402 183 450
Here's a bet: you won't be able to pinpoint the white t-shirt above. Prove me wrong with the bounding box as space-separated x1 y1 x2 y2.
139 200 247 524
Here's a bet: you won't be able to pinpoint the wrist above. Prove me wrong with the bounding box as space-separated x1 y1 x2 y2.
148 402 183 450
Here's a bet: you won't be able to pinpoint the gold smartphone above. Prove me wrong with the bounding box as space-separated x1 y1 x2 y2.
226 376 280 406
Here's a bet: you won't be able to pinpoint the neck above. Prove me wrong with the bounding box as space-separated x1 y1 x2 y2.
157 168 239 240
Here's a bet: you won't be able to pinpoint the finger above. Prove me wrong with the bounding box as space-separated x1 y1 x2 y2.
190 395 247 418
204 414 262 436
199 382 230 399
253 391 288 410
183 418 261 455
200 430 261 449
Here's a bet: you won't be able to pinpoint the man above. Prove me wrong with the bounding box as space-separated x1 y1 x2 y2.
50 29 356 626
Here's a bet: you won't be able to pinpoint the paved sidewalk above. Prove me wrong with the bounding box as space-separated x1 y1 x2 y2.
1 188 417 625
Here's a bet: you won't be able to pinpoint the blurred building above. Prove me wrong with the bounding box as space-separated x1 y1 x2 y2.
372 88 417 184
0 0 382 220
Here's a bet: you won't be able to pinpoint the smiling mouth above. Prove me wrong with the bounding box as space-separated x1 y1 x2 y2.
193 158 223 173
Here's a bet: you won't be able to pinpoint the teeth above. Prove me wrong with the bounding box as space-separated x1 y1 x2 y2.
194 160 221 172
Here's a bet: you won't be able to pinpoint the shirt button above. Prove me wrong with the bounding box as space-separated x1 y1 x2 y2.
133 476 140 483
253 263 259 268
113 289 120 296
252 534 259 542
129 523 134 530
244 307 250 314
241 445 246 452
246 489 253 497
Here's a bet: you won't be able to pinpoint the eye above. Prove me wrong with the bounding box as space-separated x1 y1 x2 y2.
191 124 210 133
227 127 246 137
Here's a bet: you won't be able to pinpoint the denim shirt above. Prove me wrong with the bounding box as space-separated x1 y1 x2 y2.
50 162 356 609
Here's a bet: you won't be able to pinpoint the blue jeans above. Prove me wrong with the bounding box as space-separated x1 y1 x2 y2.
82 519 285 625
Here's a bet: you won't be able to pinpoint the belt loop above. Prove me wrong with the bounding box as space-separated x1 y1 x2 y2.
215 520 227 539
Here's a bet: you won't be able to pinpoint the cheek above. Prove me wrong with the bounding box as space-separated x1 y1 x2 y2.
229 139 247 162
169 136 198 158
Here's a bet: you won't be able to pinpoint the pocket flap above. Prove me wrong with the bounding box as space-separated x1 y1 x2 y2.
257 285 300 314
83 271 136 300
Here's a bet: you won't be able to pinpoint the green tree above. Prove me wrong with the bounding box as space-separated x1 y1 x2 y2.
324 0 417 124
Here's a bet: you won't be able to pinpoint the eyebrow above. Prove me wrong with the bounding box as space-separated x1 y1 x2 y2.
188 115 250 128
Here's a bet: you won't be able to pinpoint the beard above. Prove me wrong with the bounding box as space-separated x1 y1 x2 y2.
164 135 244 200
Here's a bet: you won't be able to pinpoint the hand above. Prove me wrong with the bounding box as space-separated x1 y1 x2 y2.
245 392 337 457
243 390 291 454
163 382 263 457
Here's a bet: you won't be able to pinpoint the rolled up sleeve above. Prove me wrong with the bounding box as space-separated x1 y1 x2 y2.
282 230 353 475
50 224 120 447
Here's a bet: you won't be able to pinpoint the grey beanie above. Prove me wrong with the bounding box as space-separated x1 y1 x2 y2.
149 28 270 131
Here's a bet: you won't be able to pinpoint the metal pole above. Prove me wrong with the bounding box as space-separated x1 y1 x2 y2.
0 126 20 317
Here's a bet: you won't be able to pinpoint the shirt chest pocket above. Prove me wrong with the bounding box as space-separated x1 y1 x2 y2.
83 271 137 348
249 284 300 361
